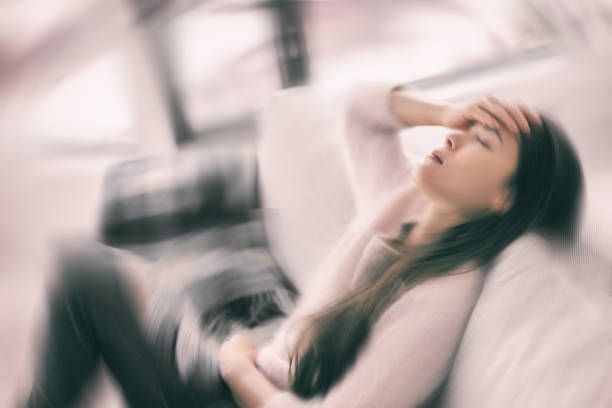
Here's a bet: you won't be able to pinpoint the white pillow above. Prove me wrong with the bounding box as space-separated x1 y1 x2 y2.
444 232 612 407
255 85 356 292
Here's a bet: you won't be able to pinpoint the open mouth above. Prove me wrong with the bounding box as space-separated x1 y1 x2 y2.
428 151 443 165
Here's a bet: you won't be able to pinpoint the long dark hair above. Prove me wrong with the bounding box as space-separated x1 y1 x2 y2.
289 113 584 399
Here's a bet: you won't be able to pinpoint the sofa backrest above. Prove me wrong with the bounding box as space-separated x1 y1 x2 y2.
254 85 356 292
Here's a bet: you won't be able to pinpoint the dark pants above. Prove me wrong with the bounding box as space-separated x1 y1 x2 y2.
25 241 236 408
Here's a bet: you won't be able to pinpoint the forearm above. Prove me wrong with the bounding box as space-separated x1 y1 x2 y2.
389 86 452 128
224 362 283 408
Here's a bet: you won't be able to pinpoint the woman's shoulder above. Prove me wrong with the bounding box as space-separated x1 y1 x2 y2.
374 266 485 331
423 266 484 307
408 266 485 304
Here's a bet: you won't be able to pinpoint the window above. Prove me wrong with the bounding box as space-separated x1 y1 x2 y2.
165 6 279 130
25 52 135 149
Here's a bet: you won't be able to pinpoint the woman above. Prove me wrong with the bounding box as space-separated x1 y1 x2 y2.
24 81 583 407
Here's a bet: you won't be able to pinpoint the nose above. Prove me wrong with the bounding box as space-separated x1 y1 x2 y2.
445 134 458 152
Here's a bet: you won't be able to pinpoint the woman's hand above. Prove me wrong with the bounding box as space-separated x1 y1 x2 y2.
219 333 259 381
218 334 282 408
440 95 541 135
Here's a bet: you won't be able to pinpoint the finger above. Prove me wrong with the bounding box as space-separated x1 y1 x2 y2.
480 96 519 134
469 105 499 129
518 103 542 127
502 101 530 134
476 98 507 130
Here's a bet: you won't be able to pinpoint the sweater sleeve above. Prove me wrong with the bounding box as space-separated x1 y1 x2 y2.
259 271 484 408
255 217 365 390
341 81 413 217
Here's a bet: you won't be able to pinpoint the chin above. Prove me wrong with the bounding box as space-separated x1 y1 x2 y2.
412 163 434 197
413 164 452 205
412 173 437 205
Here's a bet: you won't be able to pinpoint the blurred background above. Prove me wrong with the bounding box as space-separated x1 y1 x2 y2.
1 0 611 406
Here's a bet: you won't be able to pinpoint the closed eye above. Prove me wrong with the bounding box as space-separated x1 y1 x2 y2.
476 135 491 150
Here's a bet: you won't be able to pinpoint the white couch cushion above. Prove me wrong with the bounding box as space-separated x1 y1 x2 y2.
255 86 356 291
443 233 612 407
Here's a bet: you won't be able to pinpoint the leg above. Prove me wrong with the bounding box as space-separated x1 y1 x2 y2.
26 240 169 407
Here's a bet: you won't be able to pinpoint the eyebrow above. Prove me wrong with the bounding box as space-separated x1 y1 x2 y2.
481 125 503 145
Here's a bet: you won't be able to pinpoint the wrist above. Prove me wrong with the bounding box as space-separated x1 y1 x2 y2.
222 360 282 408
438 103 456 127
221 358 257 383
390 88 454 128
435 102 454 127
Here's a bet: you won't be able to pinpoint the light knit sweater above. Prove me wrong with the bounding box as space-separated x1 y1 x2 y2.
255 82 485 407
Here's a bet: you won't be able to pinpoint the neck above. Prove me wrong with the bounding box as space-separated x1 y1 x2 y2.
404 202 465 247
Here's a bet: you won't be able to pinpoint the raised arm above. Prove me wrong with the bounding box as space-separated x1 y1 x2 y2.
389 84 451 127
341 82 451 216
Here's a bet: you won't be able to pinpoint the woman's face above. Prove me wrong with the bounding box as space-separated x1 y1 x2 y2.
413 122 520 216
